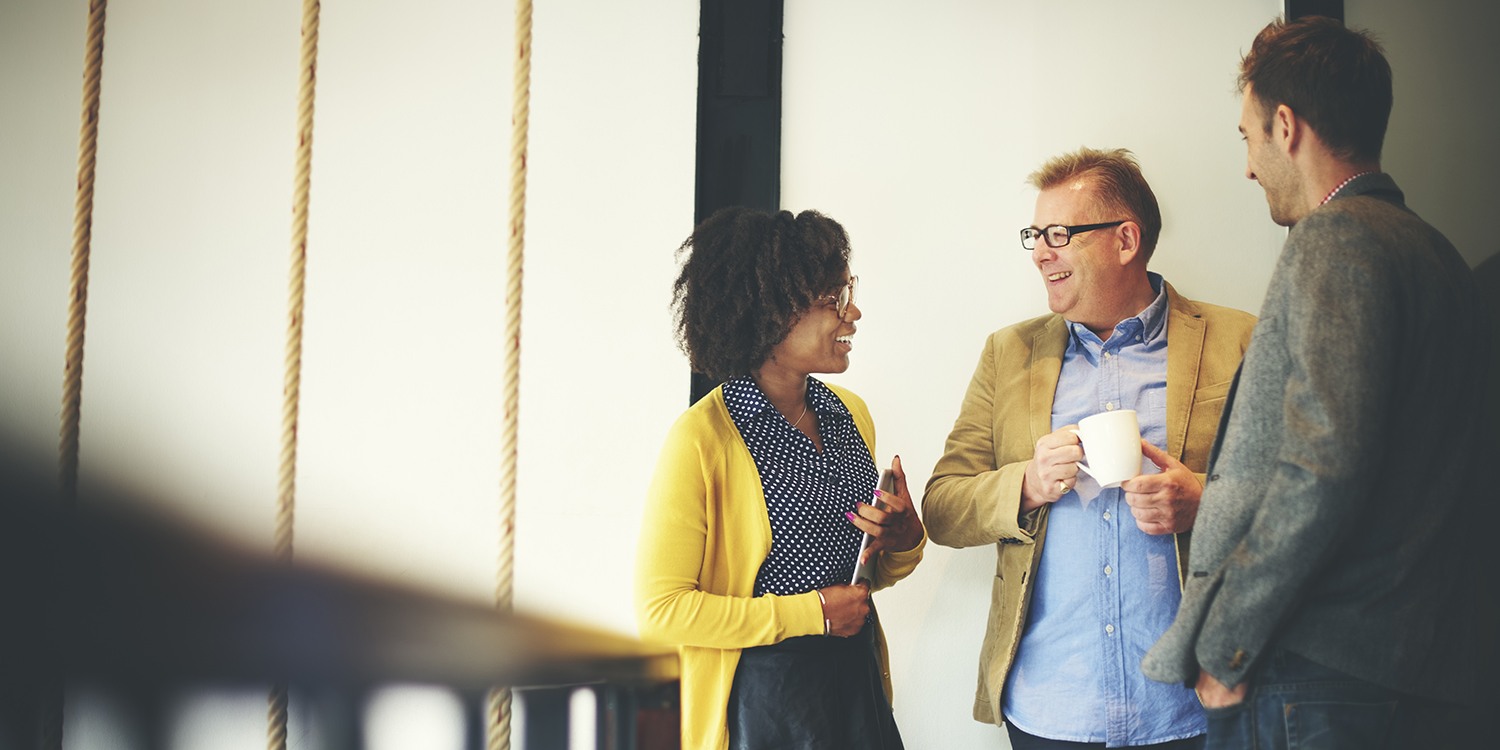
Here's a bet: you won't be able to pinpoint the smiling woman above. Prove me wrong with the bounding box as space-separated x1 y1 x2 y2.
670 208 851 382
636 207 927 749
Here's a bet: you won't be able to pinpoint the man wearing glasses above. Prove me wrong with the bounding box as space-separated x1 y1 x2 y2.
1143 17 1487 748
924 147 1255 749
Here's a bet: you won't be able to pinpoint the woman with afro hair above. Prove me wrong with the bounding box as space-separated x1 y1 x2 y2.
635 206 925 749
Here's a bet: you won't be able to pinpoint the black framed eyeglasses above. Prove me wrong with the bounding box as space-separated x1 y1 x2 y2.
817 276 858 320
1020 221 1127 250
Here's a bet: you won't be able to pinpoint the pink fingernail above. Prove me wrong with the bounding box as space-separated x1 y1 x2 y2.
873 489 884 498
845 511 857 521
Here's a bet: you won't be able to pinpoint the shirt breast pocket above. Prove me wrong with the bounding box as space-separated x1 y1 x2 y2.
1145 388 1167 420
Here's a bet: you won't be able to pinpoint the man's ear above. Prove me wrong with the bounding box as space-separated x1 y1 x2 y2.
1117 221 1143 266
1275 103 1301 155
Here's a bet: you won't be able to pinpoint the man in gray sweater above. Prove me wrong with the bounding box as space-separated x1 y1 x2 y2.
1142 16 1488 749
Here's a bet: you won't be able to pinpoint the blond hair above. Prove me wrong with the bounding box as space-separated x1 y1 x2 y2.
1027 147 1162 261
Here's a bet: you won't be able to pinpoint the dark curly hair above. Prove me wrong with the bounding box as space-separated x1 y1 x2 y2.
672 207 851 381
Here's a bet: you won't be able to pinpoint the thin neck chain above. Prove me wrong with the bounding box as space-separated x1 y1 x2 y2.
1320 171 1375 207
788 402 808 428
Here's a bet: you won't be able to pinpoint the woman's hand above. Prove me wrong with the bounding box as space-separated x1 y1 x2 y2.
818 583 870 637
847 455 925 563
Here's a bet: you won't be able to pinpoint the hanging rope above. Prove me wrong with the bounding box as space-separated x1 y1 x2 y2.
268 0 320 747
59 0 109 506
50 2 109 747
489 1 532 748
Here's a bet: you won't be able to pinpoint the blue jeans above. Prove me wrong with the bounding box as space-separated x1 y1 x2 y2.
1202 649 1449 750
1005 723 1204 749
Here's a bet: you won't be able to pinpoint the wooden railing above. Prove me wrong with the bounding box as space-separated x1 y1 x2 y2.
0 469 679 750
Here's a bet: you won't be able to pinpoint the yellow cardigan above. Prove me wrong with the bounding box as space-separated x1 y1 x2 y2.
634 382 925 750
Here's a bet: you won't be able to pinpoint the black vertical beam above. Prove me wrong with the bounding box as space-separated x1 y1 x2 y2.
597 685 633 750
459 689 487 750
522 686 573 750
302 687 365 750
118 688 170 750
1287 0 1343 22
0 681 57 750
632 681 680 750
689 0 785 405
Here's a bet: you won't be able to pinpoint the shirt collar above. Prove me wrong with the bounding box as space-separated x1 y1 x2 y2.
1320 171 1378 207
722 375 848 423
805 378 849 420
722 376 774 422
1068 272 1169 349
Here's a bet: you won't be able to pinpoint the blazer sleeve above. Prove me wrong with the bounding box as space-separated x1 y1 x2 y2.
1195 215 1401 685
633 416 824 649
923 333 1041 548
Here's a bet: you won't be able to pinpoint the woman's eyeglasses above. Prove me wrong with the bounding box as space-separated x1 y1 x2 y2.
817 276 858 320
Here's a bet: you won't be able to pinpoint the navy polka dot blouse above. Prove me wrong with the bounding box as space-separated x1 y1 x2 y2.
722 376 878 597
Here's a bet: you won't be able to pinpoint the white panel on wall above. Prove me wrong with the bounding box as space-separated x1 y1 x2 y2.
0 0 85 471
67 0 301 539
511 0 699 633
363 685 466 750
0 0 699 667
292 0 515 603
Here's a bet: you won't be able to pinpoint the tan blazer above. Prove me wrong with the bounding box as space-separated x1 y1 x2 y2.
922 281 1254 726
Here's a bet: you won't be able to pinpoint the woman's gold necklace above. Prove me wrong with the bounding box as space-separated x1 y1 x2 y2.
788 403 808 428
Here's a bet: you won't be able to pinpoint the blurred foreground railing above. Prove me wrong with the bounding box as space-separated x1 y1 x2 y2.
0 472 678 750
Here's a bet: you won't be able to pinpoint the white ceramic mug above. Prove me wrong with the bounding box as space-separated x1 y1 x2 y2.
1069 409 1142 489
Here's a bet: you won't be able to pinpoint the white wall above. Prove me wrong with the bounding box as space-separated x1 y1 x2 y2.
0 0 696 608
1 1 1494 748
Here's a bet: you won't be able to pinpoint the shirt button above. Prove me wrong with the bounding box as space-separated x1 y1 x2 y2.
1211 474 1220 482
1105 624 1115 634
1103 351 1112 359
1136 335 1142 341
1105 402 1115 411
1104 566 1112 576
1103 511 1111 520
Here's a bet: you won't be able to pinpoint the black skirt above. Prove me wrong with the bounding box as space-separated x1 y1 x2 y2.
726 621 904 750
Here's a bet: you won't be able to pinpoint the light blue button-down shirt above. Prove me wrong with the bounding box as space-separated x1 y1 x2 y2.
1002 274 1205 746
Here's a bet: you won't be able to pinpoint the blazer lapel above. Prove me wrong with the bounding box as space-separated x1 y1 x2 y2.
1030 316 1068 444
1164 282 1205 461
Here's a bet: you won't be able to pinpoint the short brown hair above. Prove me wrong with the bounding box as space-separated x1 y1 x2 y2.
671 207 851 381
1239 16 1392 163
1027 147 1162 262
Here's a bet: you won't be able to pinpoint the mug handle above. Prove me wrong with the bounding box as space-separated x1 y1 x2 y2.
1068 429 1096 479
